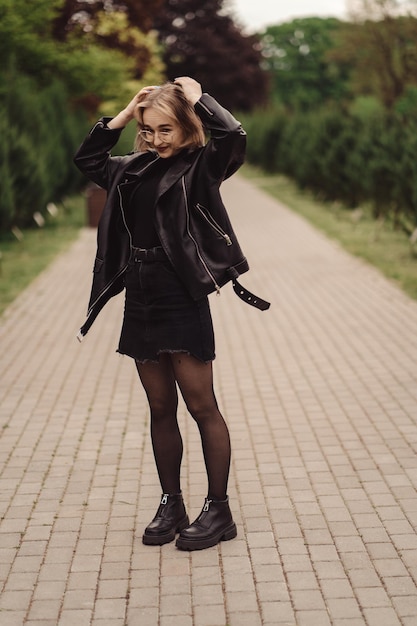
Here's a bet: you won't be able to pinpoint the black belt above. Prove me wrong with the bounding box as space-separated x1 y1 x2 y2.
227 267 271 311
131 246 167 262
130 248 271 311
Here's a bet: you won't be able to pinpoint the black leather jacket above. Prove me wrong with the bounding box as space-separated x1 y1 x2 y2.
74 93 250 338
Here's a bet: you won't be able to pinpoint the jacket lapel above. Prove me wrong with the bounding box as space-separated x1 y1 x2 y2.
156 150 198 199
123 151 159 180
120 148 200 205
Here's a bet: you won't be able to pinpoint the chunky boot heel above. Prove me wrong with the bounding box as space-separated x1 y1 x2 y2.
143 493 189 546
176 497 237 551
222 525 238 541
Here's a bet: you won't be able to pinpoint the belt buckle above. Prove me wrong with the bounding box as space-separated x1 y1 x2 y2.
133 247 145 262
133 247 161 262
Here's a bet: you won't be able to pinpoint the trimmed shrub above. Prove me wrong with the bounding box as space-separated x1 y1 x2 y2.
0 72 88 232
242 104 417 228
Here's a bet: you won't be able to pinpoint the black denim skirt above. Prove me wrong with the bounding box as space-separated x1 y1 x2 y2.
117 248 215 363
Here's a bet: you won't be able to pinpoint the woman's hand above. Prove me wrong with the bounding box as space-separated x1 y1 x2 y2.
174 77 203 105
107 86 160 129
106 79 202 129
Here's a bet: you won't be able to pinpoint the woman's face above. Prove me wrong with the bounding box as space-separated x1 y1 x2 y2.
141 108 184 158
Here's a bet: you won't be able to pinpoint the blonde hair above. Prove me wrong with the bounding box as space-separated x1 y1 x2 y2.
133 82 206 152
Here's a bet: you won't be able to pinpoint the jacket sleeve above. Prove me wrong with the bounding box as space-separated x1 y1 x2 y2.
194 94 246 181
73 117 126 190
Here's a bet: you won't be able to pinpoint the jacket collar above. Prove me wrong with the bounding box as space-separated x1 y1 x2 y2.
123 151 159 180
122 148 200 197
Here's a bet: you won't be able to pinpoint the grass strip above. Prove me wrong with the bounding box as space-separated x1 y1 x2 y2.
0 195 86 317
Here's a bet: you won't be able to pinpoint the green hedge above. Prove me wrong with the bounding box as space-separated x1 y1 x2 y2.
241 105 417 232
0 72 89 232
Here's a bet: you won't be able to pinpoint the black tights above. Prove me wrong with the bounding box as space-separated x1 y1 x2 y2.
135 353 231 501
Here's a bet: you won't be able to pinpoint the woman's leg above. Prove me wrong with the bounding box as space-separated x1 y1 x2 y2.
135 353 182 494
169 353 237 550
136 354 189 545
169 353 231 501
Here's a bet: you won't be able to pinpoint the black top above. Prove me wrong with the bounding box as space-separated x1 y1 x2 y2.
130 154 181 249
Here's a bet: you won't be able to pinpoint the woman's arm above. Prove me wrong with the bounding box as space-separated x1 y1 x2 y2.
73 120 124 189
74 85 160 187
175 77 246 181
107 85 160 129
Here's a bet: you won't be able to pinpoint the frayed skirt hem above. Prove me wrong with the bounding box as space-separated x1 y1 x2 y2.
116 348 215 365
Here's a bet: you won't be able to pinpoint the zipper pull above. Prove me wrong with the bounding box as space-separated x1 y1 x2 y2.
161 494 168 505
203 499 212 512
224 234 232 246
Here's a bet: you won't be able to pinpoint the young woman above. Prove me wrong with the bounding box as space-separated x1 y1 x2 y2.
74 77 268 551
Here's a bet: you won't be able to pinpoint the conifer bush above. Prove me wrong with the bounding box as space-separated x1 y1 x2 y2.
0 74 87 232
242 105 417 230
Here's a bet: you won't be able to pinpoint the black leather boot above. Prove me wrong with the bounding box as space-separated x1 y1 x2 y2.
175 497 237 551
142 493 189 545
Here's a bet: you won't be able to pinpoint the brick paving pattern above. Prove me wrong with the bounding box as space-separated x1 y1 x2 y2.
1 174 417 625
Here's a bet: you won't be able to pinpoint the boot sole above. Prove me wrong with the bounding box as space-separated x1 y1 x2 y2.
142 515 189 546
175 522 237 551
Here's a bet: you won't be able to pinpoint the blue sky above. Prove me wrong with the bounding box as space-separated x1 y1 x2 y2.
230 0 347 31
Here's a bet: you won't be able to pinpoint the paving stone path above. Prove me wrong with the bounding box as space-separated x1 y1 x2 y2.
1 175 417 625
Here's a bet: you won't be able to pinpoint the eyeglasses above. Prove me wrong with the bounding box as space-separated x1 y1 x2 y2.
139 128 174 143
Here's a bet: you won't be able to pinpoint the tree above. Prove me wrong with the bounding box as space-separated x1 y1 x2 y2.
0 0 139 111
0 0 62 75
152 0 269 112
52 0 164 40
332 0 417 108
347 0 417 19
52 0 165 81
0 0 165 230
260 17 350 111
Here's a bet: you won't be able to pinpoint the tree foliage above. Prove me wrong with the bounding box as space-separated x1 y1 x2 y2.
0 0 62 76
52 0 165 85
0 0 129 110
347 0 417 20
0 0 165 231
0 72 88 230
52 0 164 39
152 0 269 112
260 17 350 110
332 0 417 108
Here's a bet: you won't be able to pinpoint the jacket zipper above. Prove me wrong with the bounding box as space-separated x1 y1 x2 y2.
114 158 160 262
182 177 221 295
86 189 132 319
195 203 232 246
86 160 158 317
118 185 133 250
85 264 127 319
